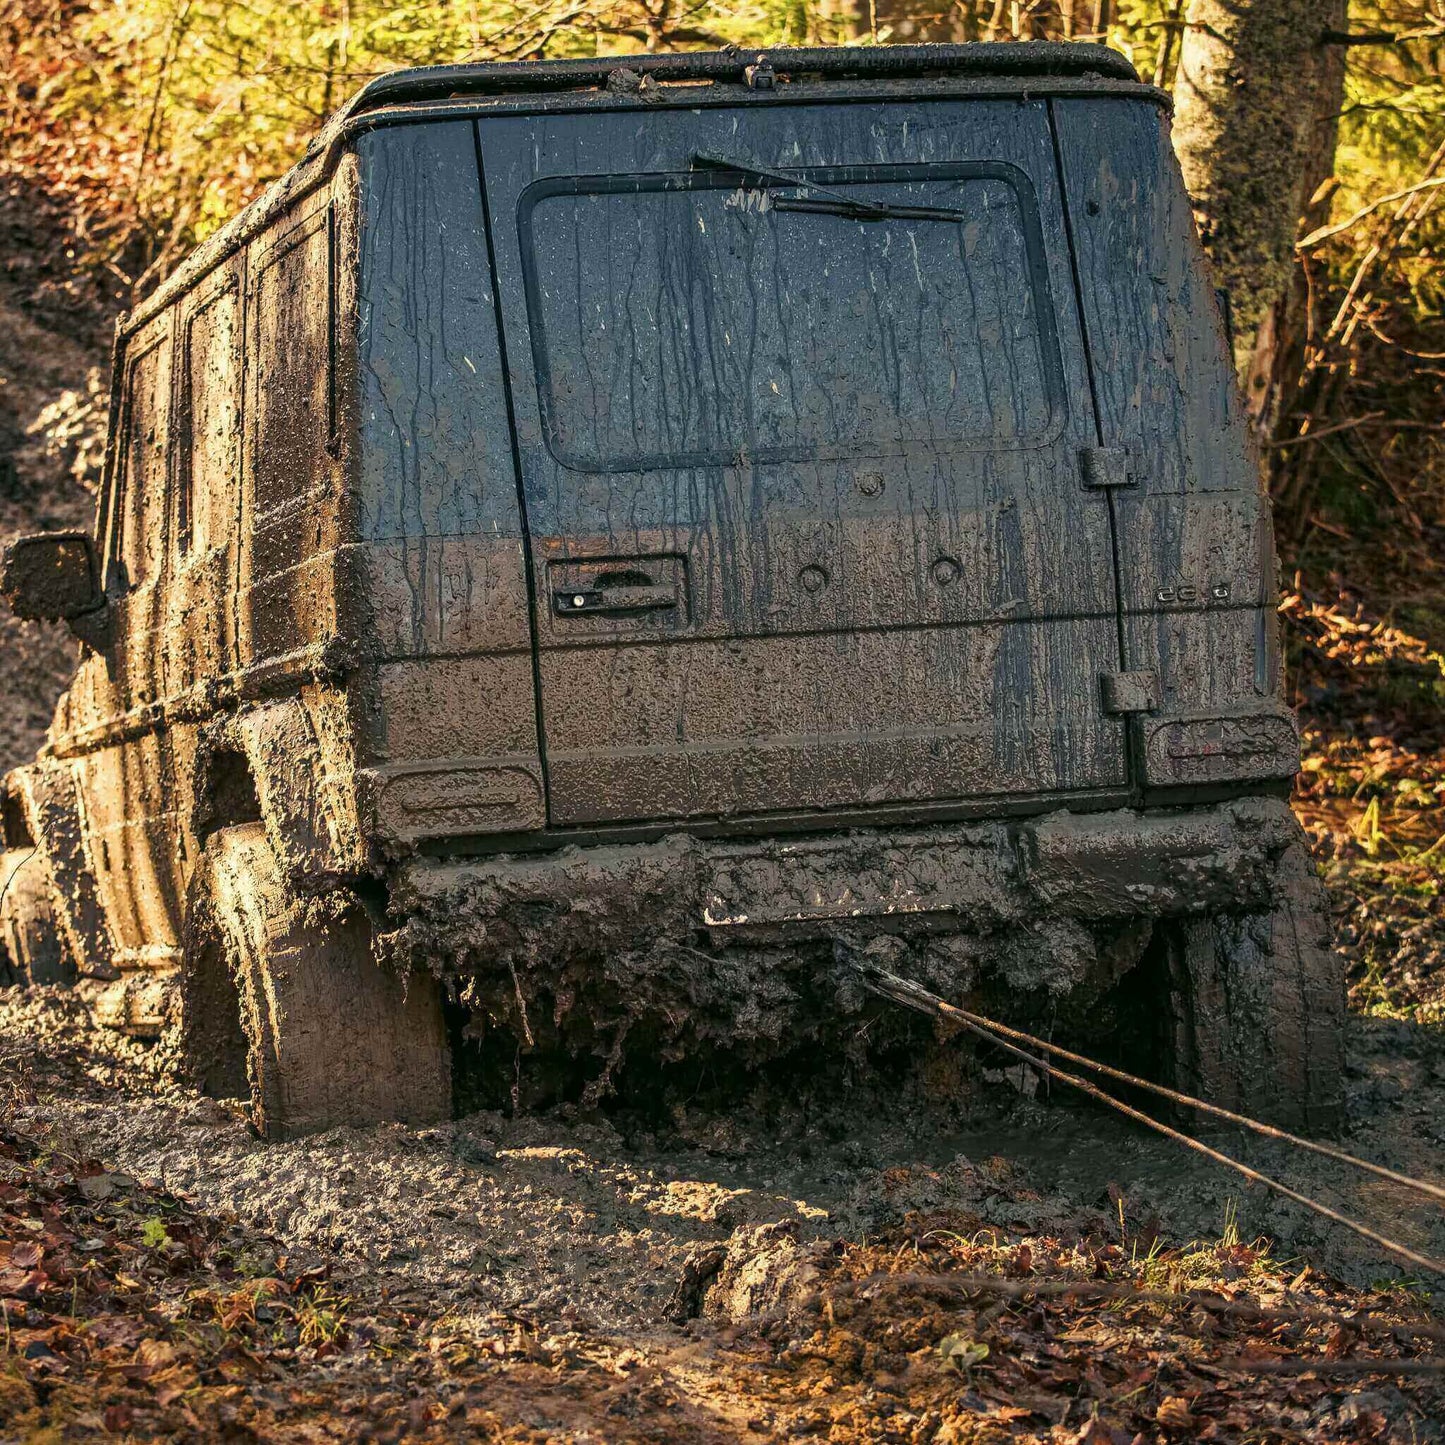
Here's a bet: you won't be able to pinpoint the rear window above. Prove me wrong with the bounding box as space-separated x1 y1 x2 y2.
521 163 1064 473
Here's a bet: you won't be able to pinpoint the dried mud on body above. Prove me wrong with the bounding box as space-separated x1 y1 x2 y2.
3 981 1445 1441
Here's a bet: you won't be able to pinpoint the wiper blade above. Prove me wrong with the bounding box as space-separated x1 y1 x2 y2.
690 151 965 223
692 150 889 217
773 196 969 223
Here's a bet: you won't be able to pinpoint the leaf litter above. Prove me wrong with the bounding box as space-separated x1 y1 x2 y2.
3 958 1445 1442
0 1107 1441 1442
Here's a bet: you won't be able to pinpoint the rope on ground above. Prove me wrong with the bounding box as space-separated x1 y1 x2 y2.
862 961 1445 1207
844 957 1445 1278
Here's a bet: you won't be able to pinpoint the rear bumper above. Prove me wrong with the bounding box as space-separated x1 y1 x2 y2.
390 795 1302 954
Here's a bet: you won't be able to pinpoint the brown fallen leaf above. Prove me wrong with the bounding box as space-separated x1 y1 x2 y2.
11 1241 42 1269
1154 1395 1196 1431
151 1363 200 1406
0 1267 45 1298
986 1404 1034 1422
102 1402 133 1431
132 1338 182 1373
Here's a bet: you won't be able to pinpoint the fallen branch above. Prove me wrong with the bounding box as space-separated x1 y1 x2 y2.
807 1271 1445 1347
1213 1356 1445 1377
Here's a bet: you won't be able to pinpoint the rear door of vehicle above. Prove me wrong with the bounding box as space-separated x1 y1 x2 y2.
478 97 1126 827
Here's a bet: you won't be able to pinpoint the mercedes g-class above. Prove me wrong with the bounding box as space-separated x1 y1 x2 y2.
0 43 1343 1138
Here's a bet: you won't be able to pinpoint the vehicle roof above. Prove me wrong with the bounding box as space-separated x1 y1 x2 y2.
121 42 1147 339
338 42 1137 118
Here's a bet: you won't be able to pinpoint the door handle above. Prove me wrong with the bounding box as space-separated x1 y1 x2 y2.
554 583 678 616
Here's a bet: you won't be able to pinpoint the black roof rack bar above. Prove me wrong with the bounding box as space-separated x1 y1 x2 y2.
341 42 1138 119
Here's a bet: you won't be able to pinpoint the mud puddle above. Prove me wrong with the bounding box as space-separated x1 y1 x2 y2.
2 986 1442 1336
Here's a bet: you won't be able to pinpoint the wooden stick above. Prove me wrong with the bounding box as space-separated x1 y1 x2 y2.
1214 1356 1445 1376
812 1271 1445 1346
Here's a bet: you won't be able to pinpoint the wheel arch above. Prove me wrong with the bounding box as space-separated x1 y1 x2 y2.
194 695 366 898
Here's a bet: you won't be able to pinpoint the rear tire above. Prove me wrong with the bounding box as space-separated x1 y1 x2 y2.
182 823 451 1140
1164 834 1345 1132
0 850 75 987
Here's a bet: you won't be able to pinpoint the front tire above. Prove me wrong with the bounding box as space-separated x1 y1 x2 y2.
182 823 450 1140
0 849 74 987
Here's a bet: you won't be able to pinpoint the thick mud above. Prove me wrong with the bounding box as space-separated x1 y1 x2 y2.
3 982 1441 1338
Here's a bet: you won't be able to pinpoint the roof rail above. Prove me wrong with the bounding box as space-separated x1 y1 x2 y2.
340 42 1138 120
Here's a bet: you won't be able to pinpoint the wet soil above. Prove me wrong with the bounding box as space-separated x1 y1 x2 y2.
3 976 1444 1442
3 979 1441 1339
4 1103 1440 1445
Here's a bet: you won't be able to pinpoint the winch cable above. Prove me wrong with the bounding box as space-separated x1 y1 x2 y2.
845 956 1445 1278
854 959 1445 1207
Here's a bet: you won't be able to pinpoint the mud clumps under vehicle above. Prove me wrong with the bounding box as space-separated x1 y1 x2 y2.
1 43 1343 1138
385 797 1339 1125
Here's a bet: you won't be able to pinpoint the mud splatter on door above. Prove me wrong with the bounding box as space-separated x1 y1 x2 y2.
479 100 1127 826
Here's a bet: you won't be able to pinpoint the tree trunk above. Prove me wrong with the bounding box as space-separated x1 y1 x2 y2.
1170 0 1348 428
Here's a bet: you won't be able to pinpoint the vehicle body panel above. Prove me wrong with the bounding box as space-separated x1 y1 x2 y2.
1050 97 1297 793
350 119 547 842
0 48 1300 1038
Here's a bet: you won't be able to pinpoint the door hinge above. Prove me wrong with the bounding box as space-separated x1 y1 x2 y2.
1101 670 1161 716
1079 446 1133 490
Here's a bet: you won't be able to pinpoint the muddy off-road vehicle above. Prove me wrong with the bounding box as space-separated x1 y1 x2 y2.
0 43 1344 1139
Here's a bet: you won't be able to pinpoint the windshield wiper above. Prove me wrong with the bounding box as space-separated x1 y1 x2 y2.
773 196 969 222
690 151 968 223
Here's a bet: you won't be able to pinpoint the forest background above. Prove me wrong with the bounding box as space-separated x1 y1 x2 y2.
0 0 1443 1025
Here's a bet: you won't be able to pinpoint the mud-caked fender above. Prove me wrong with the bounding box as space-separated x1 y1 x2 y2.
225 696 365 889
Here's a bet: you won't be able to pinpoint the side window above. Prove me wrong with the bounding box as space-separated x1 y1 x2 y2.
252 213 332 516
114 334 171 590
179 284 240 553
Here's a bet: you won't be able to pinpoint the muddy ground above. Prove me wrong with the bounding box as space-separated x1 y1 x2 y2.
3 968 1444 1442
5 981 1444 1331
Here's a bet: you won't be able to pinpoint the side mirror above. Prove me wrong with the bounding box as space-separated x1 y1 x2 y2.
1 532 109 648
